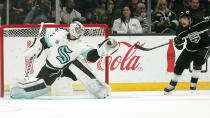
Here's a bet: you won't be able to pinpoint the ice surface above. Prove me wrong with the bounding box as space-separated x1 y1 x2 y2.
1 91 210 118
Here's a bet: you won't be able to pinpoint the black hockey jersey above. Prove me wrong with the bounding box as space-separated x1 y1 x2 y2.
176 16 210 51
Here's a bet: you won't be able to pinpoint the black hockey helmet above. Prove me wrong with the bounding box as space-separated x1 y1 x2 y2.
179 10 192 19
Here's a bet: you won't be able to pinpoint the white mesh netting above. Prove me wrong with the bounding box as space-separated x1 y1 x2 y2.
3 27 106 37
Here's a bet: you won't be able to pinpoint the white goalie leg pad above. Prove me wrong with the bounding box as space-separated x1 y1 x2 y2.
10 78 49 99
51 77 73 96
69 57 111 99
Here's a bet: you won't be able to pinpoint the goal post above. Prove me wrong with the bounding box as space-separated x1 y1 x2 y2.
0 24 109 97
0 26 3 97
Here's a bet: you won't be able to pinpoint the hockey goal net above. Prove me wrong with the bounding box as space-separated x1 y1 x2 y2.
0 24 109 97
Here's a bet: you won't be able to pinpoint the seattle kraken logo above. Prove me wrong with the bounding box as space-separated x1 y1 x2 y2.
56 45 72 64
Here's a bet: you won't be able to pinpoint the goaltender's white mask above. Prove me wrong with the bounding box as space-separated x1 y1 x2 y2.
69 21 85 39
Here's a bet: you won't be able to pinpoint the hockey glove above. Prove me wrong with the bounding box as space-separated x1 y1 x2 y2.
97 38 119 56
174 36 184 50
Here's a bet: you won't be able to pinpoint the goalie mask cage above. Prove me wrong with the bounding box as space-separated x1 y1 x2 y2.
0 24 109 97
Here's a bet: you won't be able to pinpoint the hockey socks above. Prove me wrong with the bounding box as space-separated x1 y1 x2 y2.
190 68 201 90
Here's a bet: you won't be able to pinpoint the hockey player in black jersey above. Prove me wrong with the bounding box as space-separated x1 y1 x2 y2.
164 10 210 94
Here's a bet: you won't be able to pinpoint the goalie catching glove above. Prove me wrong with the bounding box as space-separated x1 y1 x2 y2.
97 38 119 56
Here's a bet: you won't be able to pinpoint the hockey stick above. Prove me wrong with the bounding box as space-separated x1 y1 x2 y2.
135 40 174 51
25 22 44 77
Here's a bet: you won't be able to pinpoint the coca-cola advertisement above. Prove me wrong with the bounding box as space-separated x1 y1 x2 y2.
107 36 210 84
108 36 176 83
167 39 175 72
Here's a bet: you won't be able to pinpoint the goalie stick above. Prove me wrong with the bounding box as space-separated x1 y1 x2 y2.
25 22 44 77
135 40 174 51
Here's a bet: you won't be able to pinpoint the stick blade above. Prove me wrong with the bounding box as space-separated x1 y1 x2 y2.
134 44 151 51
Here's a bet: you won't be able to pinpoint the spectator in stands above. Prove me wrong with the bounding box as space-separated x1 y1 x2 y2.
94 0 106 19
23 0 35 14
128 0 140 15
172 0 191 16
112 5 143 34
151 0 159 11
189 0 206 20
10 0 24 24
97 0 121 29
0 0 6 25
114 0 127 9
152 0 178 33
48 7 63 24
135 3 149 33
61 0 81 24
0 0 4 25
74 0 99 16
83 9 96 24
151 0 172 11
24 0 51 24
10 0 34 24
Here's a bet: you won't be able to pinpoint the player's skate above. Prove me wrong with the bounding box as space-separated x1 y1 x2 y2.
190 83 197 94
164 85 175 95
190 84 196 90
164 74 179 95
190 76 198 94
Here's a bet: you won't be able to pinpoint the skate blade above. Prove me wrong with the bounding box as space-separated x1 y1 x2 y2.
189 90 197 95
164 91 172 95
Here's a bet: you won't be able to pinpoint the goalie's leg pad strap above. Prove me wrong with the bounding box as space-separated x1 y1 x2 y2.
10 79 48 99
73 59 96 79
